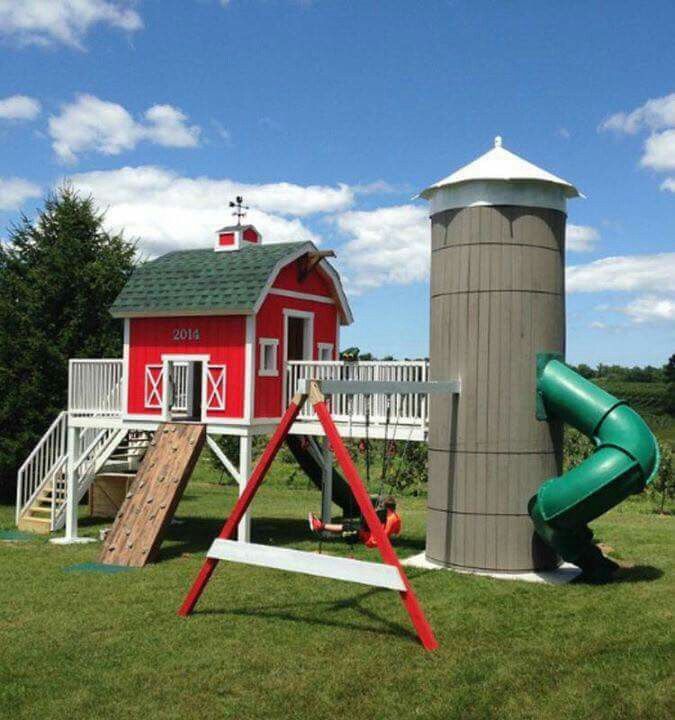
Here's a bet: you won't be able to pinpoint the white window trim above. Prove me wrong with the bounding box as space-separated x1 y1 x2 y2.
259 338 279 377
317 343 334 361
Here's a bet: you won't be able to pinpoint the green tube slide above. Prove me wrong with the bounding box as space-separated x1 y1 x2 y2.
528 355 660 582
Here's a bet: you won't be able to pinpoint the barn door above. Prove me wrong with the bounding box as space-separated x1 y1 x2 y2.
206 365 226 412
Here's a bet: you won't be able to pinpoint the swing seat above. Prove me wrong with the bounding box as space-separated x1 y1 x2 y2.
207 539 406 591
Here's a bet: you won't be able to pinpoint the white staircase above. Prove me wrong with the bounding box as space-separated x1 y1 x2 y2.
16 417 134 534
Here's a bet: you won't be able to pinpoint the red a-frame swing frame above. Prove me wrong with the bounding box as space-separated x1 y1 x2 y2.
178 381 438 651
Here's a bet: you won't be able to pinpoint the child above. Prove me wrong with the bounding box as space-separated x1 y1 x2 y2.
308 495 401 548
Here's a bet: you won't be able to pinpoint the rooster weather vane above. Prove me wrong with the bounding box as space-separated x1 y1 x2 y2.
229 196 249 226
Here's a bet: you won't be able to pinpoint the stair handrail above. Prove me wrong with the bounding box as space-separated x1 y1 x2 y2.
16 411 68 524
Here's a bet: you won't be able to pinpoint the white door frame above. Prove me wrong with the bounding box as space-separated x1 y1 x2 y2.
281 309 314 414
161 354 210 422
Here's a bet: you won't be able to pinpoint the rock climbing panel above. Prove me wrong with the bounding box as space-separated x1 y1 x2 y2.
100 423 206 567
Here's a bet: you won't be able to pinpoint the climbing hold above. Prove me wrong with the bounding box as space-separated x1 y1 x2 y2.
126 492 133 499
147 497 153 504
127 542 133 549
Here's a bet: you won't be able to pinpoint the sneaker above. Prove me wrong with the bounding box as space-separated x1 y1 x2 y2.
308 512 324 533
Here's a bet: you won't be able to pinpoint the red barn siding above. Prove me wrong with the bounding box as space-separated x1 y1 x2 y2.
254 294 337 418
272 262 334 296
127 316 246 419
243 227 260 244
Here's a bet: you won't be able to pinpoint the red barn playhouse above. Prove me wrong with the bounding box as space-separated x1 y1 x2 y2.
118 224 352 425
16 218 430 541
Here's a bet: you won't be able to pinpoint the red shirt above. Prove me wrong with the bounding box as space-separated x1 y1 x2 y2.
358 510 402 548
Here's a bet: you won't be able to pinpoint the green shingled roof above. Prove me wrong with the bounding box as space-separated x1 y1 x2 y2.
110 242 311 317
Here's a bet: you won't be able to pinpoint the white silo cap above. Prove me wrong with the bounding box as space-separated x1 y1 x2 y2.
419 136 582 214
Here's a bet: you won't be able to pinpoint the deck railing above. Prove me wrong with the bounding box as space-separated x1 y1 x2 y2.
285 360 430 428
69 359 123 415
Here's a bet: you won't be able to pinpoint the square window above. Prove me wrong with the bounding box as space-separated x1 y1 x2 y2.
259 338 279 376
318 343 334 361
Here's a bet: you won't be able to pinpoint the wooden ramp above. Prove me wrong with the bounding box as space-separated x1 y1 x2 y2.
101 423 206 567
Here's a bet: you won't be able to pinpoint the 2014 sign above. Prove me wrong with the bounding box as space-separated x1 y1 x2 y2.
172 328 201 341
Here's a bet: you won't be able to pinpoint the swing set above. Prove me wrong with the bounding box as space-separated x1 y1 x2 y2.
178 377 460 652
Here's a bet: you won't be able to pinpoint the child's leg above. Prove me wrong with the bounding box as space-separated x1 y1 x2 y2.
322 522 344 533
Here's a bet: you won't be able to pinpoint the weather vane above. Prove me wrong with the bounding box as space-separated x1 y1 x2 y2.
229 196 249 226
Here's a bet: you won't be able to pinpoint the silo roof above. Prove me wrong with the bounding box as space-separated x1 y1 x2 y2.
419 137 581 199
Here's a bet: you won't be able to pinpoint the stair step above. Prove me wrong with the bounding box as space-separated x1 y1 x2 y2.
29 506 53 515
17 516 51 534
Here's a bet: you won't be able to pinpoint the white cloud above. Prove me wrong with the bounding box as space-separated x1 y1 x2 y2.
67 165 356 256
48 95 201 163
0 177 41 210
641 129 675 171
600 93 675 134
333 204 429 292
661 177 675 193
566 224 599 253
620 295 675 324
0 94 41 121
567 253 675 293
0 0 142 49
600 93 675 174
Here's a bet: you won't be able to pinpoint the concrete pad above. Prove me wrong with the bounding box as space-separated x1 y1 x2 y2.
402 551 581 585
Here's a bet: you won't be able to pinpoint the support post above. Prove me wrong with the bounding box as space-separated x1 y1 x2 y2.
51 424 94 545
320 435 333 524
64 425 79 540
237 434 253 543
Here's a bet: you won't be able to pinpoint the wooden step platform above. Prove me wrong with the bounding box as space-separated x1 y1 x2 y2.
100 423 205 567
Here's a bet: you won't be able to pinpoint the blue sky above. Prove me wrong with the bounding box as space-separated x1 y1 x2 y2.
0 0 673 366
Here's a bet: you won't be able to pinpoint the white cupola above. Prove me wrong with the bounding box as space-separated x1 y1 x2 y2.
419 136 582 215
214 224 262 252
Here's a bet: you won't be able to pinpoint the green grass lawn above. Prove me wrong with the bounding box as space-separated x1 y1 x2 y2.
1 455 673 720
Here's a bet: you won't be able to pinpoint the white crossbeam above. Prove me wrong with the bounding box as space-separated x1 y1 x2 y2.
207 539 406 591
297 378 461 396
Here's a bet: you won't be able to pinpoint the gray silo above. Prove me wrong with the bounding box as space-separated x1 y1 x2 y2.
419 137 580 572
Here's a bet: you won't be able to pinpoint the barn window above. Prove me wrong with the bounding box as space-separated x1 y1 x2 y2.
318 343 334 361
259 338 279 376
144 365 164 408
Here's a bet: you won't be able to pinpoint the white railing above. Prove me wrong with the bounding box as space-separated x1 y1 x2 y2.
16 411 68 524
69 359 123 416
49 425 125 530
286 360 429 427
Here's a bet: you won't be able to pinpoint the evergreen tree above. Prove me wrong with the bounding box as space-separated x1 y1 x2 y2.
0 185 135 501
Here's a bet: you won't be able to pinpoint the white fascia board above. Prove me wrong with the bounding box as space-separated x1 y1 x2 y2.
110 307 253 319
428 180 572 215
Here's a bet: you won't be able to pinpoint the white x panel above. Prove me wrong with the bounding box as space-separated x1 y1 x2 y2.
144 365 164 409
206 364 226 411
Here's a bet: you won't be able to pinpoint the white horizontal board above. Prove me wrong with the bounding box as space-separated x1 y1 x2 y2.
207 539 406 591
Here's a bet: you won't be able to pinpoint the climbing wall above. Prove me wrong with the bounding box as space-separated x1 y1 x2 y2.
100 423 206 567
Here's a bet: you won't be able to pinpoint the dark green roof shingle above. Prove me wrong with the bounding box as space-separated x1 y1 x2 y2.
110 242 310 316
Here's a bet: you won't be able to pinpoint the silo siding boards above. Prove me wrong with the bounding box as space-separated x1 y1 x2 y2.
426 205 565 571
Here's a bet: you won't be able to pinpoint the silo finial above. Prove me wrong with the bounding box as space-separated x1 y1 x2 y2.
494 135 502 148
